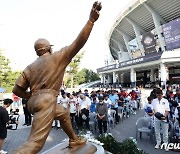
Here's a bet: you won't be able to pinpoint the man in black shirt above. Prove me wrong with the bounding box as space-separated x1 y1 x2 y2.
22 98 31 126
96 96 108 134
0 99 13 154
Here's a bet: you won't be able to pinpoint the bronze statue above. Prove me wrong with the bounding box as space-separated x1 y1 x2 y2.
12 2 102 154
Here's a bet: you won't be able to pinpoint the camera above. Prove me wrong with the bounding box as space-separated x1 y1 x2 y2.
6 109 20 130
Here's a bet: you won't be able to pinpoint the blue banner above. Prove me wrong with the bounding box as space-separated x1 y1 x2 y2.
97 51 163 73
162 18 180 50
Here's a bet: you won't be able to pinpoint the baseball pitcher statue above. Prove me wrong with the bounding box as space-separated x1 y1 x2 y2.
12 2 102 154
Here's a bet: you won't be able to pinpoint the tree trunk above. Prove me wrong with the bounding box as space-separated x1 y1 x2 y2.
70 75 74 88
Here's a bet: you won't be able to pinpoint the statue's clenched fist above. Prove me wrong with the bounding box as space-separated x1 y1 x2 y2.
89 1 102 23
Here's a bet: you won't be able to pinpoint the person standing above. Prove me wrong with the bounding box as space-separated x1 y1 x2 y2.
22 98 32 126
96 96 108 134
109 90 119 124
0 99 13 154
67 93 78 127
59 91 69 109
90 97 97 113
144 96 154 129
78 94 91 130
152 89 170 151
12 2 102 154
12 93 20 110
103 94 112 109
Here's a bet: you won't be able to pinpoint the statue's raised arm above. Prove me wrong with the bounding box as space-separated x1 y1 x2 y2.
66 1 102 60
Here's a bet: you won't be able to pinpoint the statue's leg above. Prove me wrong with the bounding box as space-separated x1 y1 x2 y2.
54 104 86 147
54 104 78 140
14 93 56 154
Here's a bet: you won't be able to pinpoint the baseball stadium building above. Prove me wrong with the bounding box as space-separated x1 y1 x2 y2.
97 0 180 88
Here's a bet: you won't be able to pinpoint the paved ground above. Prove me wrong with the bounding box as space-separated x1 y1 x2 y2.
3 124 68 154
111 109 178 154
2 107 179 154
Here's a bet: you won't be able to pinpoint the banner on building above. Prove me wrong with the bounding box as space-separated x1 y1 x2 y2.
128 38 141 58
142 32 157 55
162 18 180 50
97 51 163 73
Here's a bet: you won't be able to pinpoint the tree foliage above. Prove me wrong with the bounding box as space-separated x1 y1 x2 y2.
65 52 84 88
64 51 100 88
0 50 21 92
65 67 100 88
74 68 100 85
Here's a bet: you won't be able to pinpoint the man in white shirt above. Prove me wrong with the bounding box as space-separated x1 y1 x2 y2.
68 94 78 127
59 92 69 109
104 94 112 108
78 94 91 130
152 89 170 151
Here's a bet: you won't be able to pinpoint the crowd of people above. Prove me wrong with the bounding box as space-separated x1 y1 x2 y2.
144 86 180 151
0 84 180 153
52 86 142 135
55 84 180 152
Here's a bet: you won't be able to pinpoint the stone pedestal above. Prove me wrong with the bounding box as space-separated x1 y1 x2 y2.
42 141 97 154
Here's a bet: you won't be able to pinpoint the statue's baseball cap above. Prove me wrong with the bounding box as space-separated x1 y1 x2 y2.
34 38 53 51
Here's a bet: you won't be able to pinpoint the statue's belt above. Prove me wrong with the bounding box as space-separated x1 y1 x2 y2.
31 89 59 97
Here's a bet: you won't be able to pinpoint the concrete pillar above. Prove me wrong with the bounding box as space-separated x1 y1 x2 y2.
100 74 103 83
117 51 121 62
150 69 155 83
160 63 168 89
113 72 117 88
116 30 133 59
103 74 106 85
144 3 166 51
111 39 130 62
117 73 120 84
100 74 104 88
130 68 136 88
126 17 145 56
107 74 112 85
120 73 124 84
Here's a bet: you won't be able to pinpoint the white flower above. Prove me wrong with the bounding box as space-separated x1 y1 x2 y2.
129 137 134 140
104 133 107 137
88 138 92 142
108 133 112 136
100 143 104 146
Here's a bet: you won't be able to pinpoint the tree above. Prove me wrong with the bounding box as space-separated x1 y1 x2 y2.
87 69 100 82
74 68 100 85
74 68 87 85
0 50 21 92
65 52 84 88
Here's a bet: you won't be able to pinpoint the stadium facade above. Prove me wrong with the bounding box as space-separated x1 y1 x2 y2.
97 0 180 89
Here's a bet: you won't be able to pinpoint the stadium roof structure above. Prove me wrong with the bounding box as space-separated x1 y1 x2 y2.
109 0 180 60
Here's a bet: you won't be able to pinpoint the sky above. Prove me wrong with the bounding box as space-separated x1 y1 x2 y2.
0 0 133 72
